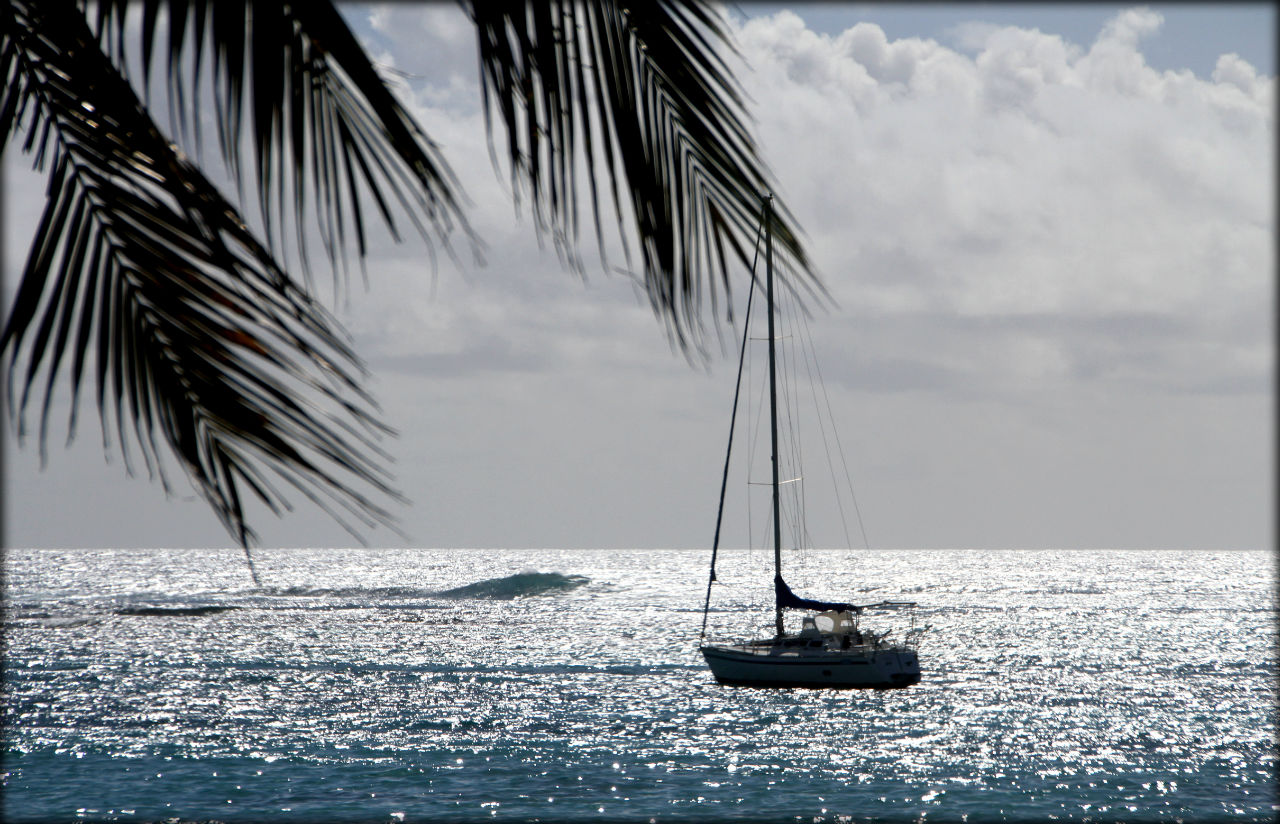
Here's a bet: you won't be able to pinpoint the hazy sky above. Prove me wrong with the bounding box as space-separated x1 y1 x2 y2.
3 3 1273 550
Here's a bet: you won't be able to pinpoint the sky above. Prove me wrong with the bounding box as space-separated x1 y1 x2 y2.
2 3 1274 551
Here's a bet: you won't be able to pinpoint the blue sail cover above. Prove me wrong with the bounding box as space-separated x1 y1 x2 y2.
774 575 859 613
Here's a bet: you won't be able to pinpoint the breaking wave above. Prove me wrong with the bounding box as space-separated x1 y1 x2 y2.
115 605 239 616
434 572 590 600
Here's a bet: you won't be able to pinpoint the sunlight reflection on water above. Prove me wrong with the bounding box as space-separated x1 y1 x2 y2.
3 548 1276 821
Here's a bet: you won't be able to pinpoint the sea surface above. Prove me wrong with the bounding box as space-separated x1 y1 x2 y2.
3 548 1276 822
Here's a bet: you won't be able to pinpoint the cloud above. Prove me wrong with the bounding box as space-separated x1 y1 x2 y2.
364 3 482 111
1098 6 1164 47
338 4 1270 405
1213 52 1259 92
725 7 1272 399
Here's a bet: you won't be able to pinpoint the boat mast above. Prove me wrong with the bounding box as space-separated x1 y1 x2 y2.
764 194 785 637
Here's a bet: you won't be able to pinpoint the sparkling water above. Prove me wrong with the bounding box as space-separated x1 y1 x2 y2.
3 548 1275 822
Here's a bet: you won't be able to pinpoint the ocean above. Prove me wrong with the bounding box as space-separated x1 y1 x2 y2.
3 547 1275 822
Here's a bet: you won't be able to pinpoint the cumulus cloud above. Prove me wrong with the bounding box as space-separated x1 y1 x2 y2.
337 4 1269 403
1098 6 1164 47
726 6 1272 397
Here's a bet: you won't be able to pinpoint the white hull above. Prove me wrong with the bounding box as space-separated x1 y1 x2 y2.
701 642 920 689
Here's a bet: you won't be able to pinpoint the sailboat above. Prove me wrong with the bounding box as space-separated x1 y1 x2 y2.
698 194 922 689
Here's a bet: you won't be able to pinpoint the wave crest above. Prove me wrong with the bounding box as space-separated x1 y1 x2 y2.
434 572 590 600
115 605 239 616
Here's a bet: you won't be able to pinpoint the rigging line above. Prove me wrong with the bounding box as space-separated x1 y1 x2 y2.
747 347 765 473
746 326 769 554
792 299 856 552
745 351 756 565
701 202 767 643
798 299 872 552
778 286 807 550
745 333 765 571
818 338 873 554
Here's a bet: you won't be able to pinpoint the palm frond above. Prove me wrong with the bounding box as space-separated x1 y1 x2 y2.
1 0 822 548
85 0 474 291
463 0 819 353
1 1 402 545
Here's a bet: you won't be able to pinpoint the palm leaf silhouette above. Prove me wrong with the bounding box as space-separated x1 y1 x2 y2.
1 0 424 546
2 0 814 548
85 0 472 286
466 0 816 349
